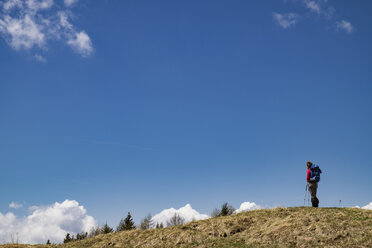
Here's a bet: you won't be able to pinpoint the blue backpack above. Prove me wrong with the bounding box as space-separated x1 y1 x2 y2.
311 165 322 182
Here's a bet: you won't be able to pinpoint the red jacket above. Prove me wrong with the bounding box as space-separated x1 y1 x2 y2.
306 168 311 183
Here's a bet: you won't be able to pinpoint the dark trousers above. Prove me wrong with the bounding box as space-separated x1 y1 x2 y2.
308 182 319 207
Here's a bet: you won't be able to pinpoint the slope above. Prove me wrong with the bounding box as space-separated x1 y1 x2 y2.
1 207 372 248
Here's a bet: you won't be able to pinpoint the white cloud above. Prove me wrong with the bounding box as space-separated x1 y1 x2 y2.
0 0 93 57
234 201 262 214
58 11 73 30
67 30 93 57
64 0 77 7
361 202 372 210
304 0 321 14
276 1 353 32
34 53 46 62
0 200 96 244
9 202 23 209
3 0 23 11
0 212 17 226
336 20 354 34
25 0 53 12
0 14 45 50
272 12 299 29
152 204 209 227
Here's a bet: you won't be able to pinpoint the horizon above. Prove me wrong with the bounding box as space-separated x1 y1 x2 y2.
1 0 372 244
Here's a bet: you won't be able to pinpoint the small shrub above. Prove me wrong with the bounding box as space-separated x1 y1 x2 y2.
212 202 235 217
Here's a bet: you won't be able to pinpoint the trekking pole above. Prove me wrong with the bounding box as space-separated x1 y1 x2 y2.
304 184 307 206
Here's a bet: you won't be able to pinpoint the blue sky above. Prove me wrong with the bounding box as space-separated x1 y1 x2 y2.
1 0 372 237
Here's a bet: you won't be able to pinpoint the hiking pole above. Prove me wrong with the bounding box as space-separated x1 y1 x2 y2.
304 184 308 206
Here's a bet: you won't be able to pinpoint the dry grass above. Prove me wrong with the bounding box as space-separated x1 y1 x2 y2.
1 207 372 248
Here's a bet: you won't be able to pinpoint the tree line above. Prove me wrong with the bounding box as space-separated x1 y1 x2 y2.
59 202 235 244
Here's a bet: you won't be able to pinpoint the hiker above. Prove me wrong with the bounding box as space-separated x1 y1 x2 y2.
306 161 321 207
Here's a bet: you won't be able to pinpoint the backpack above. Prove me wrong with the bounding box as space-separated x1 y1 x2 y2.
311 164 322 182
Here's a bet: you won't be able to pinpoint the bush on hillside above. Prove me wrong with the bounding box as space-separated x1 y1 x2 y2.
211 202 235 217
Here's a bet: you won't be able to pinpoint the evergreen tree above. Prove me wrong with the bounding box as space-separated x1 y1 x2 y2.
76 232 88 240
46 240 51 245
220 202 235 216
102 223 114 234
212 202 235 217
63 233 73 243
117 212 136 231
155 222 164 228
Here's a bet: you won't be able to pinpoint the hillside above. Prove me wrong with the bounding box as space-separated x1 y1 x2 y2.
1 207 372 248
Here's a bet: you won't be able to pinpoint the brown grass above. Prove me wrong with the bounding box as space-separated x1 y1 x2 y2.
1 207 372 248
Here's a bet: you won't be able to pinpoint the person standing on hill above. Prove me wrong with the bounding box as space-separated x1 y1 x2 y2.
306 161 320 207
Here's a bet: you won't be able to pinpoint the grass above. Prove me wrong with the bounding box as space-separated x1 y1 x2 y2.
1 207 372 248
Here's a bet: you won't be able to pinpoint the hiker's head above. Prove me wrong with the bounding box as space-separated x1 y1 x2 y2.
307 161 313 168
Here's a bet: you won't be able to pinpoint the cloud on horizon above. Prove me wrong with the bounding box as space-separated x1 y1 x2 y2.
151 204 209 227
362 202 372 210
0 0 93 58
151 201 263 227
0 200 96 244
234 201 262 214
355 202 372 210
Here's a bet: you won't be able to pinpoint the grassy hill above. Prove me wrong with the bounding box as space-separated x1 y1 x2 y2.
1 207 372 248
